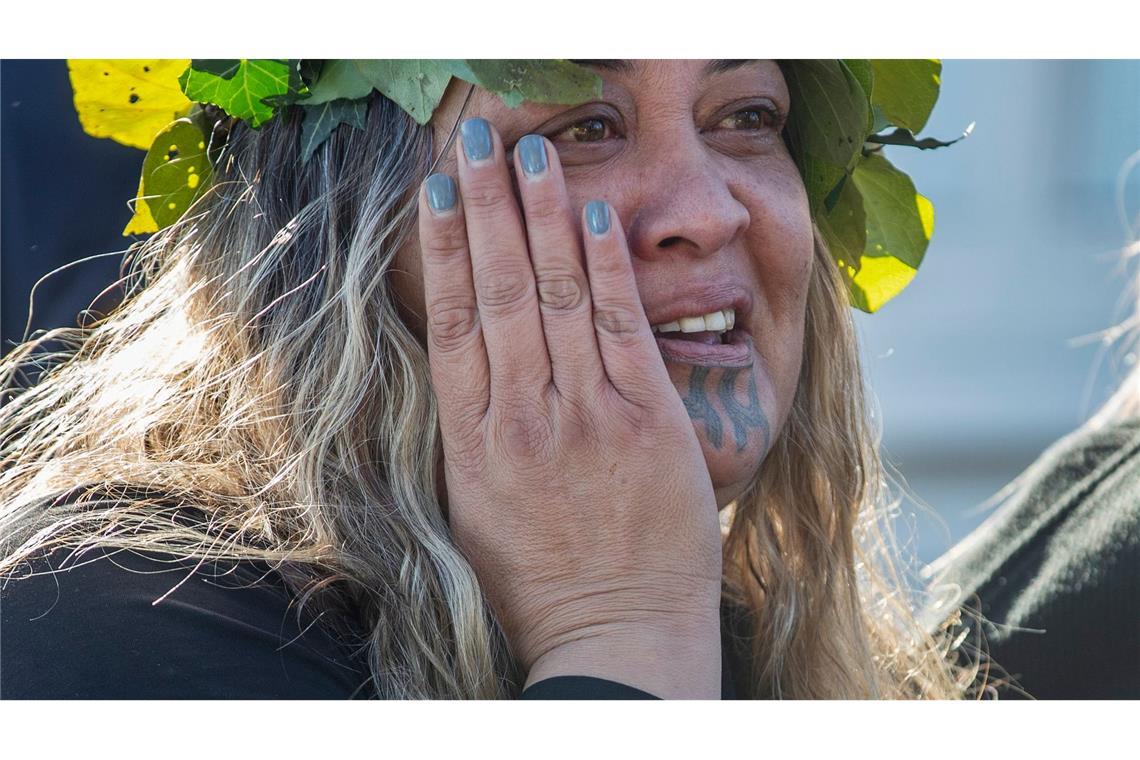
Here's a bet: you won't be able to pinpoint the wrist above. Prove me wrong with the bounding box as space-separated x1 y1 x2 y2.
523 614 721 699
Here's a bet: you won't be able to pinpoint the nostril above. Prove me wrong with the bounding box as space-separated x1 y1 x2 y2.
658 236 684 248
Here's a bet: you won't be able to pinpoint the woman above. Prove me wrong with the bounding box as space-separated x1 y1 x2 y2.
0 60 975 699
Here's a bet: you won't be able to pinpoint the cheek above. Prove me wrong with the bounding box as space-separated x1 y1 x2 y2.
742 170 814 312
738 168 814 403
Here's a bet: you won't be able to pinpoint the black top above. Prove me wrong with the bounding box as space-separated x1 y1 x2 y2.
4 417 1137 699
923 416 1140 699
0 541 741 699
0 545 374 699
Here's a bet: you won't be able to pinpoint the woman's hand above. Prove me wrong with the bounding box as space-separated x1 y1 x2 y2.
417 118 723 698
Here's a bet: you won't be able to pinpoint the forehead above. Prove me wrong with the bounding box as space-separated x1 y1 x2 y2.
569 58 783 82
429 59 787 142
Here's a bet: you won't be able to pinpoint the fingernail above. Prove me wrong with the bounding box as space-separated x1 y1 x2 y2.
516 134 548 178
460 118 493 163
586 200 610 236
425 173 456 213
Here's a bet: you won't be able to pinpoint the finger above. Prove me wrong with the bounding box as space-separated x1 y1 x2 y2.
581 201 670 406
512 134 606 400
418 171 491 428
456 117 553 404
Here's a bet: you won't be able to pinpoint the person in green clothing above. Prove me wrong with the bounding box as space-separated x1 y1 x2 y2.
0 60 979 698
924 155 1140 699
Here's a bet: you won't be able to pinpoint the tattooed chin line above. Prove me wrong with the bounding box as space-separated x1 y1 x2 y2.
680 366 771 454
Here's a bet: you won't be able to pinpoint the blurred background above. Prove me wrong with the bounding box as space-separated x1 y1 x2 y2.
3 60 1139 565
860 60 1140 563
2 61 139 351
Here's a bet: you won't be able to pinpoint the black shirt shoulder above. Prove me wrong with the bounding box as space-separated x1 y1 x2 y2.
3 485 747 700
2 544 744 699
0 544 373 699
926 417 1140 698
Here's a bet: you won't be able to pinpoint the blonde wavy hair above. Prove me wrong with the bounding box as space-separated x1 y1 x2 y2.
0 87 977 699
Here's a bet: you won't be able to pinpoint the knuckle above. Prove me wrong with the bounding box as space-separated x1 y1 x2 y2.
524 192 567 223
535 271 587 311
593 304 643 341
462 183 516 217
475 264 534 312
492 405 555 466
589 246 632 281
421 221 469 260
428 298 481 351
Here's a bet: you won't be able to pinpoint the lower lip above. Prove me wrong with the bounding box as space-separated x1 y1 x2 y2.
655 329 754 367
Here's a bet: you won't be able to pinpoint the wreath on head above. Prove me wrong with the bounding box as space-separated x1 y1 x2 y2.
67 58 970 313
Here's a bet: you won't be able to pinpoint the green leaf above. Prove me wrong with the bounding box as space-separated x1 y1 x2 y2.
260 60 310 109
866 122 973 150
844 152 935 312
782 60 871 217
842 59 874 100
442 59 478 86
123 119 212 235
785 123 845 220
179 59 295 127
305 59 374 106
841 59 875 132
852 152 932 269
869 60 942 134
817 174 867 276
353 60 454 124
299 98 369 162
870 104 893 135
188 60 241 79
299 60 323 86
783 60 869 168
448 60 602 109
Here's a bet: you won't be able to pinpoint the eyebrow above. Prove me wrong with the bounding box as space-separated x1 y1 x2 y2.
570 60 760 76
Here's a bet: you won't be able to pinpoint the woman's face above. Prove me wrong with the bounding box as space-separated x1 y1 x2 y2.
393 59 814 509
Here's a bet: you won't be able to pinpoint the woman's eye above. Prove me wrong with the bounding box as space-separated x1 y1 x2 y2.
717 107 780 132
556 117 611 143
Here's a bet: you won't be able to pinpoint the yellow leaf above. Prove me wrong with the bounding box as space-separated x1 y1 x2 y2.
68 59 192 149
917 193 935 240
122 172 158 235
848 253 918 313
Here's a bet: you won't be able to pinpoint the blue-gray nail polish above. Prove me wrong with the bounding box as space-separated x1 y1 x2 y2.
461 118 493 163
425 173 456 213
586 201 610 236
516 134 548 177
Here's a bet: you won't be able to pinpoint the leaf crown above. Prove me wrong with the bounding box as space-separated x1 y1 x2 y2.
67 59 970 312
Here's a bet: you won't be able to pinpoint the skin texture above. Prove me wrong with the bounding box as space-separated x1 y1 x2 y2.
394 60 814 511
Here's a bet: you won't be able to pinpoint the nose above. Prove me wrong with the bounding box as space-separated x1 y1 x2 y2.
623 134 751 262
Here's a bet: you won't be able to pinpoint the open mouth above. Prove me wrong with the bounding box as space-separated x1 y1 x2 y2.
651 308 752 367
651 307 736 341
653 329 736 345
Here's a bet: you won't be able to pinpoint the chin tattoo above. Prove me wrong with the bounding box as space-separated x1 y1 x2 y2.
681 366 771 454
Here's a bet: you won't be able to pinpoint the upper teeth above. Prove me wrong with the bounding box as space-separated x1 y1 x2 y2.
652 308 735 334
